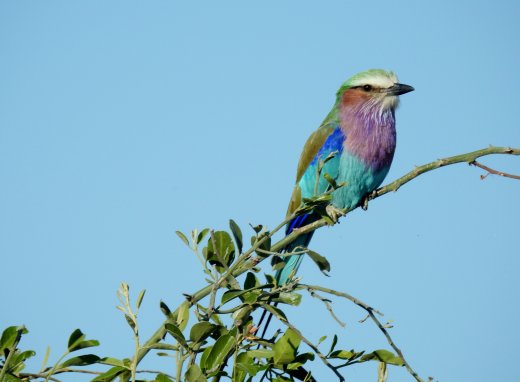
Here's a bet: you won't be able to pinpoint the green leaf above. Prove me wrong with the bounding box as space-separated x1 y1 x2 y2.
40 346 51 372
160 300 172 316
287 352 315 370
0 326 26 352
317 335 327 346
242 291 260 304
254 231 271 258
231 305 253 324
323 173 339 189
267 305 287 322
197 228 210 244
136 289 146 310
190 322 216 343
3 374 23 382
271 256 285 271
251 224 263 233
329 350 355 360
206 231 235 270
99 357 126 367
185 364 207 382
361 349 404 366
210 313 223 326
176 231 190 246
73 339 100 352
177 301 190 330
247 349 274 359
7 349 36 374
273 328 301 365
124 314 136 332
221 289 245 305
59 354 101 368
229 219 243 254
244 272 259 289
154 373 174 382
204 334 235 372
264 273 275 284
306 250 331 274
67 329 95 352
200 346 213 371
92 366 128 381
233 352 255 381
328 334 338 356
67 328 84 350
273 292 302 306
165 323 187 347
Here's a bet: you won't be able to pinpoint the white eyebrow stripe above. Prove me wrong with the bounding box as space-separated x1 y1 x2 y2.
349 72 398 89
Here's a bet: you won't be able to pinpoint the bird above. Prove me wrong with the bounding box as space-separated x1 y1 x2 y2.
275 69 414 285
258 70 414 341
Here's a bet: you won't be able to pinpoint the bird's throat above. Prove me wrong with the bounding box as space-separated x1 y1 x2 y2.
339 101 397 173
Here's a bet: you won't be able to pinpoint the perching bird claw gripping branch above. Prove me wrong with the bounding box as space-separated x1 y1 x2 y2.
123 145 519 382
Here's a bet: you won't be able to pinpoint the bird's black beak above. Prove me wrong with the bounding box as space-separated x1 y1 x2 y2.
387 83 415 96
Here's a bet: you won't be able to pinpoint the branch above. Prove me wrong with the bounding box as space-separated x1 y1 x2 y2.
301 284 423 382
470 160 520 180
366 310 423 382
307 289 346 327
300 284 383 316
127 145 519 378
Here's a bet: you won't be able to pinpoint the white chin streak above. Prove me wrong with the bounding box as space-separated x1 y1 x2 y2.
383 95 399 110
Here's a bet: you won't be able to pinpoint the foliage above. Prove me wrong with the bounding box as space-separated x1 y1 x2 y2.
1 146 518 382
0 217 406 382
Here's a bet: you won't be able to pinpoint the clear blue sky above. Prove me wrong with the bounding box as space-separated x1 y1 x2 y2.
1 1 519 381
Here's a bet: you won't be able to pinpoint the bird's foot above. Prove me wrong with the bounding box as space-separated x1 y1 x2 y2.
325 205 345 223
361 190 377 211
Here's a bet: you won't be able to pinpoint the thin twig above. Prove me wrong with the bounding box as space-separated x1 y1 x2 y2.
301 284 384 316
367 310 423 382
469 160 520 180
308 290 346 327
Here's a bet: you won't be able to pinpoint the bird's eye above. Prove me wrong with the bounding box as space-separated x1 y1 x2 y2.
363 84 372 91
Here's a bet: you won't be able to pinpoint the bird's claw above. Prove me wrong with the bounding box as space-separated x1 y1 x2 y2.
361 196 369 210
325 205 344 223
361 190 377 211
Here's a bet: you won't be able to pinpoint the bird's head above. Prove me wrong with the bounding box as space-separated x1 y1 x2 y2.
337 69 414 113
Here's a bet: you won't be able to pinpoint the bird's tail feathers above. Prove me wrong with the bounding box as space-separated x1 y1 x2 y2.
259 213 315 340
275 213 315 285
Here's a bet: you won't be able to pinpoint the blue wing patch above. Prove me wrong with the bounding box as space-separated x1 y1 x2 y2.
310 127 345 166
285 213 311 235
299 127 345 199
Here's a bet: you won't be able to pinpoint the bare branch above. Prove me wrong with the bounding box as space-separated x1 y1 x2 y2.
307 289 346 327
469 160 520 180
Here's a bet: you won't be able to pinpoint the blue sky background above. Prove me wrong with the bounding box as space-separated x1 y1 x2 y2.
1 1 519 381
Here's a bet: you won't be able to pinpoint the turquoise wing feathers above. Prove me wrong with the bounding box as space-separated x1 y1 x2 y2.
286 124 343 217
276 124 344 284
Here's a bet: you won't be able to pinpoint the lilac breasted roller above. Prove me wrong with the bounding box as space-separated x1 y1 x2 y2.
276 69 414 284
